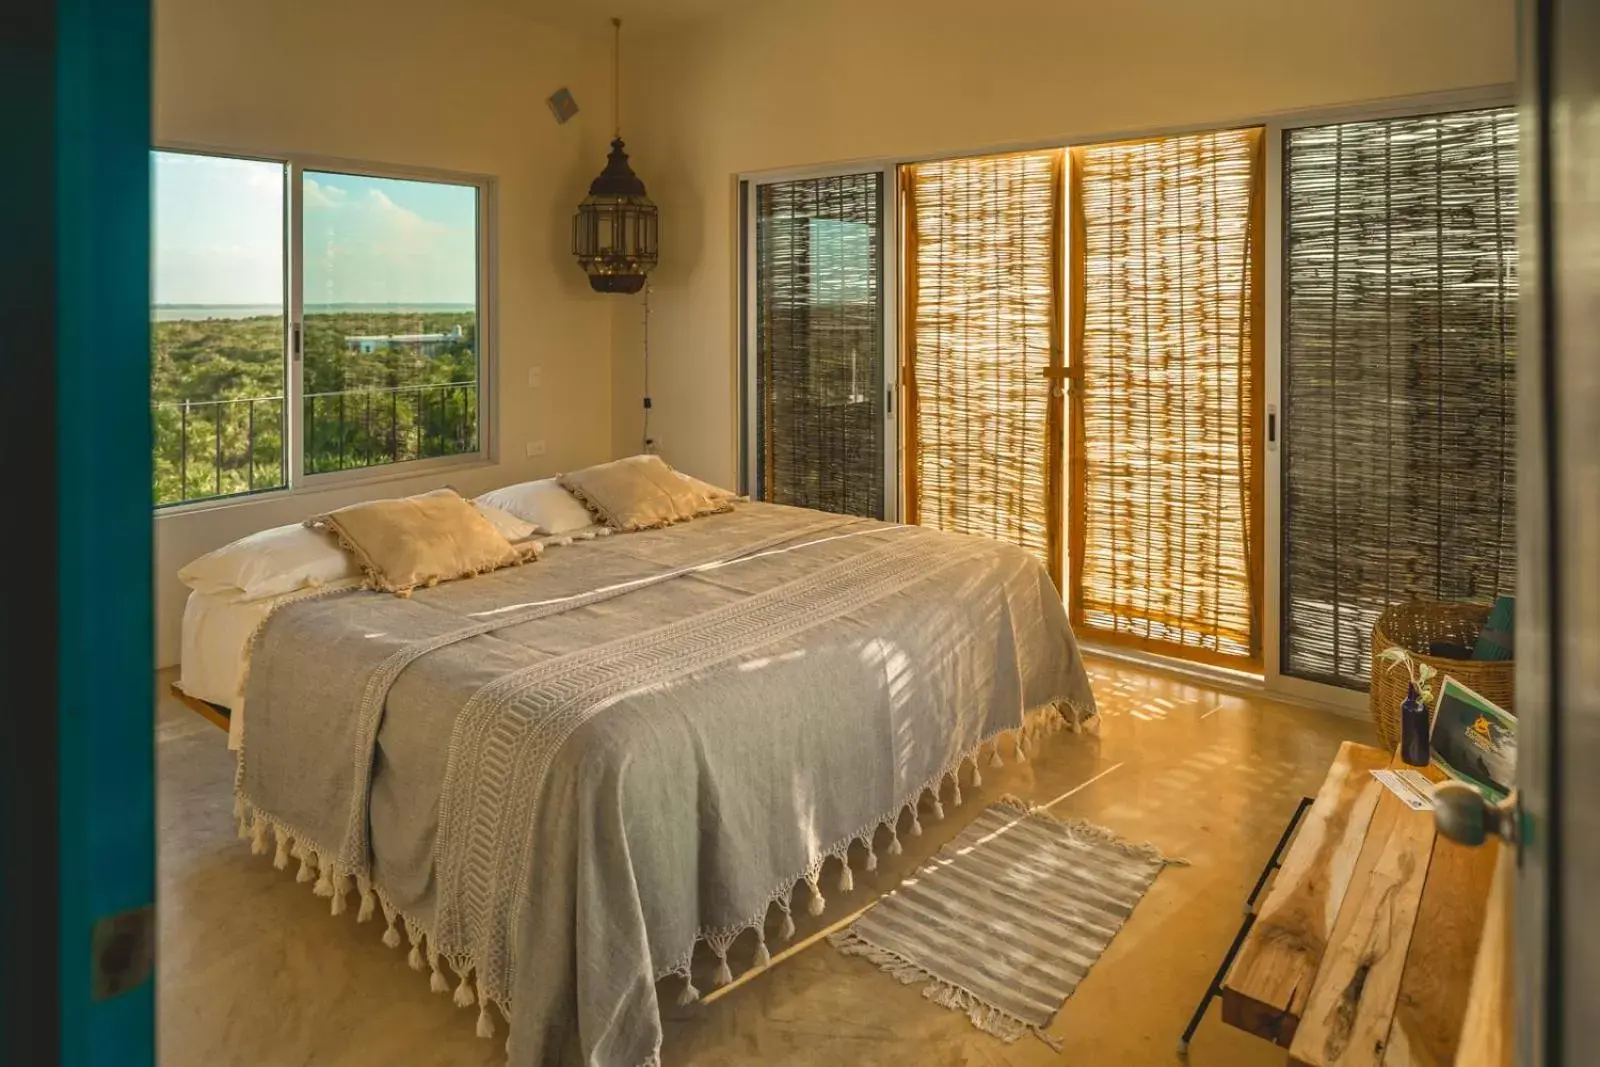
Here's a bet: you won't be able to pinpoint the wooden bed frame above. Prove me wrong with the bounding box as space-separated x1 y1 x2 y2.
170 682 230 732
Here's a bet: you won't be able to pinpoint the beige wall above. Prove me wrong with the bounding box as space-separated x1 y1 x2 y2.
610 0 1517 484
153 0 615 664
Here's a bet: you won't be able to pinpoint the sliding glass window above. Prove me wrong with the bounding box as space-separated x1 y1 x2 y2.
151 152 288 506
1281 108 1517 687
750 172 887 519
150 150 490 508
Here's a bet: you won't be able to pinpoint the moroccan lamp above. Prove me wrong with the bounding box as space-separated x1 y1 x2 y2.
572 18 658 294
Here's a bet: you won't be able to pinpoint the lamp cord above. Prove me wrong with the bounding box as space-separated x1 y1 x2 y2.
611 17 621 139
642 283 653 453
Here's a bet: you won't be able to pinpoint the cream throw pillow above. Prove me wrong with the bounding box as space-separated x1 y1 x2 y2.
177 522 358 602
471 499 539 543
311 489 536 596
560 454 731 531
475 477 596 535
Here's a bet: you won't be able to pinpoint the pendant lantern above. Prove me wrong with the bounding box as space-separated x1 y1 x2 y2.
572 18 658 294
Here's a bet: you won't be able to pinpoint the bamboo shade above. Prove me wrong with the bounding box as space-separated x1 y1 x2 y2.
903 151 1064 579
755 173 884 518
1070 128 1264 664
1283 108 1517 688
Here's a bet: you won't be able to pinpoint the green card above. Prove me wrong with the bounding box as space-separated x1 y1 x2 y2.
1430 675 1517 801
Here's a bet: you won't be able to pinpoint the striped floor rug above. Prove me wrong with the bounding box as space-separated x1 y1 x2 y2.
829 798 1183 1048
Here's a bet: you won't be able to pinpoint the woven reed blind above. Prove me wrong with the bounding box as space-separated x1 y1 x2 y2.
1283 108 1517 688
755 173 884 518
904 151 1064 580
1070 128 1265 664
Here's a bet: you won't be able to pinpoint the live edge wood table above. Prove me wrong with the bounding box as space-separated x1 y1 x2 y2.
1220 741 1499 1067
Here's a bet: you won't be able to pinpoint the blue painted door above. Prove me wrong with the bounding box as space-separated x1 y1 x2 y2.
52 0 155 1061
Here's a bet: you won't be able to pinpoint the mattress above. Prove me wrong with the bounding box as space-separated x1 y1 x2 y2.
177 525 610 749
178 582 360 749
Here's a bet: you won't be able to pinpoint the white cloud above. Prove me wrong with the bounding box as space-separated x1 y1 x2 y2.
364 187 435 231
304 178 348 209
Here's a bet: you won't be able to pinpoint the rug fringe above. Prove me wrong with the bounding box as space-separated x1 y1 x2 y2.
830 929 1060 1050
993 794 1187 868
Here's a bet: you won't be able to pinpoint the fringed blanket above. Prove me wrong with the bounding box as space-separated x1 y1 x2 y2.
233 503 1096 1066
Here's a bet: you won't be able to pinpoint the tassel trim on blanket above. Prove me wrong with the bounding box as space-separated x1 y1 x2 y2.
233 696 1095 1056
652 698 1097 997
229 797 510 1047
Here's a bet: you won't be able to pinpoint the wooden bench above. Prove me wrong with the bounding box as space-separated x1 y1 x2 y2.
1221 741 1499 1066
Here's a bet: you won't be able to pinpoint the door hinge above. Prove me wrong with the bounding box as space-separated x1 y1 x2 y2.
91 904 155 1001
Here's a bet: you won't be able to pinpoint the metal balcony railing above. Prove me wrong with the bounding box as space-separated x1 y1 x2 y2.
153 380 478 507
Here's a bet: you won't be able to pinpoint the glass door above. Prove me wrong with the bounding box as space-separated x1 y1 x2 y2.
901 150 1065 583
746 170 892 519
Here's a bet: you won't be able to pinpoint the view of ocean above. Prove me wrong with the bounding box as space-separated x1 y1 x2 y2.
151 303 474 322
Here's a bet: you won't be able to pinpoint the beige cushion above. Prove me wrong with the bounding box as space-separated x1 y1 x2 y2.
676 471 739 503
311 488 536 596
559 454 731 531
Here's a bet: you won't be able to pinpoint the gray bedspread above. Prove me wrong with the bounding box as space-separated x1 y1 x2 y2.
235 503 1095 1066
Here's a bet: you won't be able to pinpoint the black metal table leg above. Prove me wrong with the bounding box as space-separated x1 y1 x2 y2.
1245 795 1314 912
1176 795 1314 1058
1177 911 1256 1056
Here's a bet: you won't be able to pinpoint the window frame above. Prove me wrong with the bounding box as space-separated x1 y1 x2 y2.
739 162 901 522
1261 88 1516 715
152 142 497 514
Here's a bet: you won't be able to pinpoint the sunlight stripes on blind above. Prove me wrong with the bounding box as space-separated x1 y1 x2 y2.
1070 128 1265 665
903 150 1064 581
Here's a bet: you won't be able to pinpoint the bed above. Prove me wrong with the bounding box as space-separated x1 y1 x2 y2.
177 580 360 745
221 499 1095 1066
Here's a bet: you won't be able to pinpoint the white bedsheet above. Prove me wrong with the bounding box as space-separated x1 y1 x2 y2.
176 525 612 748
178 583 360 749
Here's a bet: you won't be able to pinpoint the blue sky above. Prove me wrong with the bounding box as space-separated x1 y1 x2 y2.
151 151 478 306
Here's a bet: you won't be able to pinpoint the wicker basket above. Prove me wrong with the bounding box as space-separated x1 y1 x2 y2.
1369 600 1515 750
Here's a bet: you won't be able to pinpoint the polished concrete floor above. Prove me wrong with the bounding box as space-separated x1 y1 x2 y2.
156 656 1369 1066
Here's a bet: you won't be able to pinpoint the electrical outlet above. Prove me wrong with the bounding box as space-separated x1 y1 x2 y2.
525 440 547 458
643 438 661 455
526 365 543 389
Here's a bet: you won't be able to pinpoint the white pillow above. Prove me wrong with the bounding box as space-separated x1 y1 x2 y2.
178 523 358 602
476 478 595 535
471 500 538 543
